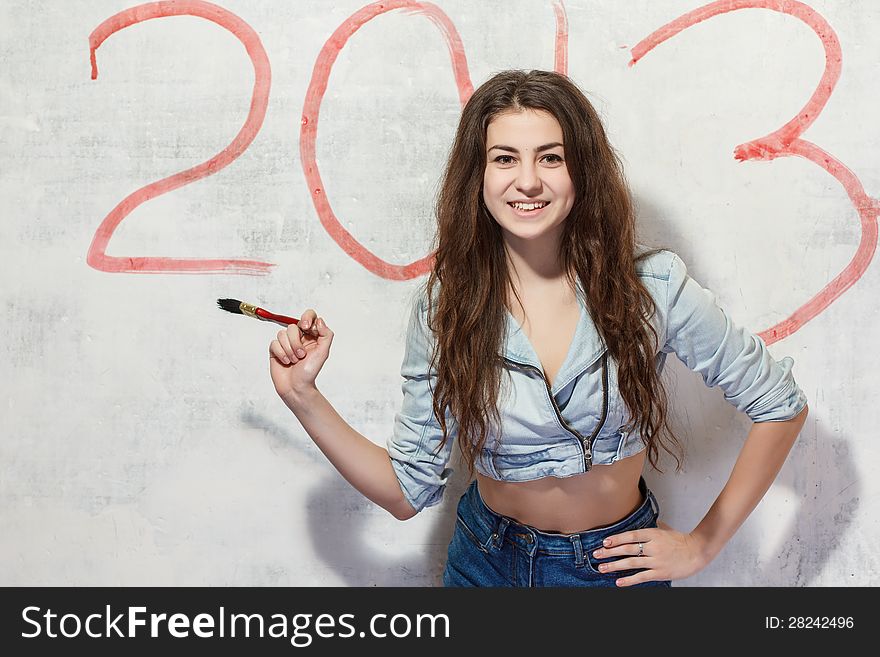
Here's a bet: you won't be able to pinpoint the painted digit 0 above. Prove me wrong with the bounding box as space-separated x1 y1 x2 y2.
88 0 274 275
300 0 570 280
630 0 880 344
299 0 472 280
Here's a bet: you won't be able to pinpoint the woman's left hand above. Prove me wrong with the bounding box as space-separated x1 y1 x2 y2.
592 521 711 586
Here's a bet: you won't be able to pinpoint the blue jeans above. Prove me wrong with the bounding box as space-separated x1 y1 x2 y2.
443 477 672 587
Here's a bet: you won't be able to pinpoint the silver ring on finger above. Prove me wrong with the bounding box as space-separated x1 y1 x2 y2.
637 542 644 557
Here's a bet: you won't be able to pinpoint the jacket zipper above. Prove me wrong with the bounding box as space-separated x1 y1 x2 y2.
502 352 609 471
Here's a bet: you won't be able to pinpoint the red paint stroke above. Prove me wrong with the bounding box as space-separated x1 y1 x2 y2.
552 0 569 75
300 0 472 280
88 0 273 274
629 0 878 344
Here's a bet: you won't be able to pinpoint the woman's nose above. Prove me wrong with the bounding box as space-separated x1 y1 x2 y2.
515 163 541 193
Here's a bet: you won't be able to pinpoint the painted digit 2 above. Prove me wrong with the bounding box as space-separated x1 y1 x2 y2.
88 0 274 275
630 0 880 345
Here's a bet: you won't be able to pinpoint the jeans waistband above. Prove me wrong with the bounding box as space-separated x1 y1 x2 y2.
465 476 659 559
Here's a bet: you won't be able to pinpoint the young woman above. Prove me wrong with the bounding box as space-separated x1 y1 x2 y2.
269 70 809 587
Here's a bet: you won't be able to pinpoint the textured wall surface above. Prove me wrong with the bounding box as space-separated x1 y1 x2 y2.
1 0 878 586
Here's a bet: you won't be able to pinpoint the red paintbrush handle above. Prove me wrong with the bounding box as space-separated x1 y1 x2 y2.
255 307 299 325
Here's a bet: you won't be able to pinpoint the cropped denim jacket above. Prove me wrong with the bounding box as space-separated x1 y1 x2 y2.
386 249 808 513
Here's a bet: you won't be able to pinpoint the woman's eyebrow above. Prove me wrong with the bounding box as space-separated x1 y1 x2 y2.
487 142 564 154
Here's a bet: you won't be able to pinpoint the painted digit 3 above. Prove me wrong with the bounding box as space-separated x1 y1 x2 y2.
88 0 274 275
629 0 880 345
300 0 570 280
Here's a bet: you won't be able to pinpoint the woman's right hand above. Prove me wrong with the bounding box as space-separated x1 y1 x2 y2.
269 308 333 403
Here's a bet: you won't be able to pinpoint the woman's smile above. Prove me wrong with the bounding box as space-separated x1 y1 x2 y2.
507 200 551 217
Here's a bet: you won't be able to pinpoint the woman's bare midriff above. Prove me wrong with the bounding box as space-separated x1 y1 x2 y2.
476 450 647 534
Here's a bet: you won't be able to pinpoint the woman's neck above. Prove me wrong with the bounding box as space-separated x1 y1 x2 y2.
503 253 577 313
503 236 567 292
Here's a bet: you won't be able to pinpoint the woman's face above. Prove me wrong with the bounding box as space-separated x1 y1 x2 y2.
482 109 575 246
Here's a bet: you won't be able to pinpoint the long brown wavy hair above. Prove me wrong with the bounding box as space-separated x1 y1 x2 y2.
423 69 684 477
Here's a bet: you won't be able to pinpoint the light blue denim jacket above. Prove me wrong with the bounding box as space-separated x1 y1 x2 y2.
386 249 808 513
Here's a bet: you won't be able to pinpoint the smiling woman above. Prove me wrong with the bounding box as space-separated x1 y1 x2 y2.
272 69 809 588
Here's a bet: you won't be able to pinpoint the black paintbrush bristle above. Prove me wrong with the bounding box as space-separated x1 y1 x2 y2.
217 298 244 314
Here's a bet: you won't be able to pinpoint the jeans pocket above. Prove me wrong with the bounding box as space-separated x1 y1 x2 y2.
455 513 491 554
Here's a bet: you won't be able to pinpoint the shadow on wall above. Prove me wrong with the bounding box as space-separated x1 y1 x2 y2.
769 427 859 586
304 451 472 587
650 357 858 587
239 405 469 586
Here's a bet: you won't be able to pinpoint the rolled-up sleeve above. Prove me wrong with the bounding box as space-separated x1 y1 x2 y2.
386 291 456 513
662 252 808 422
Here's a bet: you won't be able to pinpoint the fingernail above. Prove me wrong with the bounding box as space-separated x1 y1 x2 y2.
296 348 305 358
282 356 290 365
593 550 601 557
301 321 309 329
603 539 611 546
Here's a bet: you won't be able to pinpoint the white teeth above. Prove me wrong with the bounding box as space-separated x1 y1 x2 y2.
510 201 548 211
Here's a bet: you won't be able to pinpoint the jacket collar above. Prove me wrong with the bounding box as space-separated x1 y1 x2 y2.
502 279 607 393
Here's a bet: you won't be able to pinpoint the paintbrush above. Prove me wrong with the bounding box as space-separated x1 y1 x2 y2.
216 298 314 332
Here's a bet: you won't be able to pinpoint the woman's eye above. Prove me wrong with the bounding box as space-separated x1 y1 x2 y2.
542 154 563 163
494 155 515 165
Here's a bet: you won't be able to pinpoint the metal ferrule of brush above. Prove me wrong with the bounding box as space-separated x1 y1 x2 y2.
239 301 260 319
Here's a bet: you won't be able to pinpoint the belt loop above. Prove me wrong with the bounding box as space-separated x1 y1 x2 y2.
488 517 510 551
569 534 585 567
